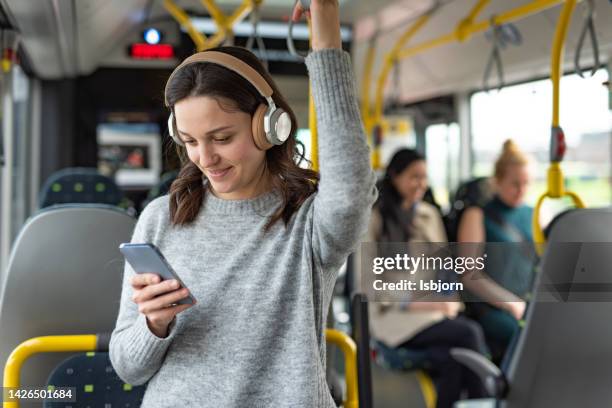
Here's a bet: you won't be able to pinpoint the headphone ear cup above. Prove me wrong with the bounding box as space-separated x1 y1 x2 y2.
252 104 272 150
168 112 184 146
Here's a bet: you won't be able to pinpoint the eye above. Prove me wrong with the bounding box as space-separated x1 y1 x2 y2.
214 135 232 143
183 139 197 145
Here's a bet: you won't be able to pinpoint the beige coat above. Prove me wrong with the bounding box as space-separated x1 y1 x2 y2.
359 202 452 347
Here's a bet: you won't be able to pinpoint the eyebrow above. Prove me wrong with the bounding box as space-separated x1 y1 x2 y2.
177 126 234 139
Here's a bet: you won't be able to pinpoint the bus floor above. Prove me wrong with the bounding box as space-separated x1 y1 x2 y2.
372 362 431 408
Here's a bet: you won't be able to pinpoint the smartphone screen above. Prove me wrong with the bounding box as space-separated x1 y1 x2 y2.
119 243 196 305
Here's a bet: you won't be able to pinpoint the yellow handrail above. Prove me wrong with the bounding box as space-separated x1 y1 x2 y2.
307 19 319 172
372 13 433 127
163 0 207 52
396 0 565 60
3 335 98 408
325 329 358 408
164 0 260 51
201 0 259 49
4 331 359 408
415 370 437 408
533 0 585 250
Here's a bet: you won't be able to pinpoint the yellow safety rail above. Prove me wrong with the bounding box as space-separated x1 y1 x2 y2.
5 331 358 408
533 0 585 249
371 13 433 130
309 86 319 171
361 13 432 169
415 371 437 408
361 36 376 137
3 335 98 408
325 329 358 408
163 0 207 51
199 0 261 49
366 0 490 132
369 0 566 123
163 0 261 52
396 0 566 60
307 19 319 172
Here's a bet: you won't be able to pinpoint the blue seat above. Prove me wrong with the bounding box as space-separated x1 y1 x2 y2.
373 340 433 372
39 168 124 208
141 170 179 211
44 352 145 408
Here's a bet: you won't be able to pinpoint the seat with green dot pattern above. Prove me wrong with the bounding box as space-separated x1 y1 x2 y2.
40 168 123 209
44 352 145 408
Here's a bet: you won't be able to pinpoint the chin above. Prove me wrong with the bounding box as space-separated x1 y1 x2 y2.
209 182 236 195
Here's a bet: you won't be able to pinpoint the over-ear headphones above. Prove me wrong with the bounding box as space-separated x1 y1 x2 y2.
164 50 292 150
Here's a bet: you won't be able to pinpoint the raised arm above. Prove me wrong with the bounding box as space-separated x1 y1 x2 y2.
299 0 377 271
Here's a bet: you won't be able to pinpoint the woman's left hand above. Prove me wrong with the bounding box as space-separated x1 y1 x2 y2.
291 0 342 50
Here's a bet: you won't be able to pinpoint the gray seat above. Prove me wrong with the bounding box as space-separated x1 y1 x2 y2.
453 208 612 408
0 205 136 391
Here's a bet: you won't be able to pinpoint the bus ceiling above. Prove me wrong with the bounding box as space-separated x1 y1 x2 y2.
0 0 609 96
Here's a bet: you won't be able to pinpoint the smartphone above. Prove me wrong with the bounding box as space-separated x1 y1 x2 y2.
119 243 196 305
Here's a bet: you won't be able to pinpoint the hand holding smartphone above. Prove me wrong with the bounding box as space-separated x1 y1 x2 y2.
119 243 196 337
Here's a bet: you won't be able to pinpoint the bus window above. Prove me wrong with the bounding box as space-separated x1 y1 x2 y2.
425 122 460 212
470 68 610 223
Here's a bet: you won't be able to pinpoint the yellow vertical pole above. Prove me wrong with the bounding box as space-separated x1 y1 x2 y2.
532 0 585 250
308 19 319 171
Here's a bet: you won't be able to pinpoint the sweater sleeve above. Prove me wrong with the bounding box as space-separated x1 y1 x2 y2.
109 203 178 385
305 49 378 273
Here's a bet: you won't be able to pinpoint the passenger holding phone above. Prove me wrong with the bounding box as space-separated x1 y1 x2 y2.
109 1 377 407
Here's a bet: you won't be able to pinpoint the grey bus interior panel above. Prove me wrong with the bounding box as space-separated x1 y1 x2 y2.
0 205 136 389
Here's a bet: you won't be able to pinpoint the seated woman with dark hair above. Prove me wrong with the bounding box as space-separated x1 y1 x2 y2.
368 148 488 408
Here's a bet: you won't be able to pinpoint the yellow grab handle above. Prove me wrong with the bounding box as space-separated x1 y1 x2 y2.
533 186 585 252
325 328 358 408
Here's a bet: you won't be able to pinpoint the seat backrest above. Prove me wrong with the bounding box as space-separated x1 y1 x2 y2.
504 208 612 408
39 168 123 208
445 177 493 241
43 352 145 408
0 205 136 388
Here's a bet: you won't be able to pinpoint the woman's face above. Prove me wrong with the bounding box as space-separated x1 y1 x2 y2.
174 95 268 200
496 164 530 207
392 160 428 206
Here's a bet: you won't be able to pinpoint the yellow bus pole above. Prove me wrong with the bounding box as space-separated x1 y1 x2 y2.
533 0 585 249
307 18 319 172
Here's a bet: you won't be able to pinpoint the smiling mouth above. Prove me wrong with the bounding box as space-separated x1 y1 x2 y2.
207 167 231 177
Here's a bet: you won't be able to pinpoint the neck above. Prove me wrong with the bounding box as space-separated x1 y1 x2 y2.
401 198 416 210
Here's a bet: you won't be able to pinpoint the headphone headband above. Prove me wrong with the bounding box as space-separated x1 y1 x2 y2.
164 51 274 106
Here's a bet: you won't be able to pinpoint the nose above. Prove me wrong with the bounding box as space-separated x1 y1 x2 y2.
198 142 218 169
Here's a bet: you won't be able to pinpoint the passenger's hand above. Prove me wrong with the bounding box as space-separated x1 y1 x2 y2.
130 273 195 338
503 301 526 321
291 0 342 50
439 301 462 319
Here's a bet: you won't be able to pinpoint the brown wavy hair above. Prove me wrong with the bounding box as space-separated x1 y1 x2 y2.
164 46 319 230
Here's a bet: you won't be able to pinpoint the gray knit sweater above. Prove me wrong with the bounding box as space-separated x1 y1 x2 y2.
109 49 377 407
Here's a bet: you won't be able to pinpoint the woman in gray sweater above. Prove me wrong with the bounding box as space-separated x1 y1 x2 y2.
109 1 377 406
